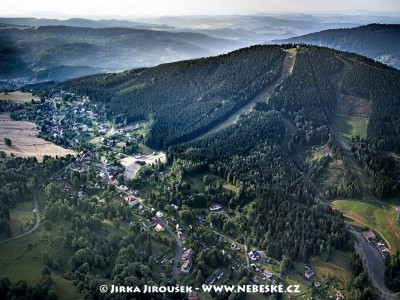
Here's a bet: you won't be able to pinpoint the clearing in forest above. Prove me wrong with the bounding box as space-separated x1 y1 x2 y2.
120 152 166 179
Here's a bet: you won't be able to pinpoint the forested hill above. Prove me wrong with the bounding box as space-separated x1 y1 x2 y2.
60 44 400 152
62 45 286 148
274 24 400 69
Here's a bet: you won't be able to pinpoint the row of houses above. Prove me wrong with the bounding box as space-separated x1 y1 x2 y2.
180 248 195 274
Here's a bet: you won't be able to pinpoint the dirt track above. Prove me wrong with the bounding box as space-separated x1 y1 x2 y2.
194 48 297 140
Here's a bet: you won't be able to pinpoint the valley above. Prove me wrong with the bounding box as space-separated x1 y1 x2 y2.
0 42 400 300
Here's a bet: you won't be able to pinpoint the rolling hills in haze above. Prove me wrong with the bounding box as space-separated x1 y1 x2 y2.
0 23 241 89
0 14 367 45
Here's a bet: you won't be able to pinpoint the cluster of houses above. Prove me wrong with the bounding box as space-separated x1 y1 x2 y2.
99 136 119 147
72 98 98 120
75 150 94 171
98 163 124 183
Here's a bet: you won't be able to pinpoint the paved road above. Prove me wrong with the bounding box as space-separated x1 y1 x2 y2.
349 226 398 300
243 235 250 272
156 217 182 281
0 161 77 244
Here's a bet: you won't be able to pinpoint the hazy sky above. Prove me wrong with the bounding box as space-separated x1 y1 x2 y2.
2 0 400 18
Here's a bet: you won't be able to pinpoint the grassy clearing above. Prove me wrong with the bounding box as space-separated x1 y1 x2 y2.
311 251 353 285
283 253 352 300
102 219 129 234
0 91 40 103
138 144 154 155
0 227 80 300
223 183 239 193
283 272 310 299
8 201 36 236
245 294 268 300
305 145 332 163
152 240 169 256
332 199 400 252
187 173 238 194
186 174 207 191
51 275 82 300
332 116 368 139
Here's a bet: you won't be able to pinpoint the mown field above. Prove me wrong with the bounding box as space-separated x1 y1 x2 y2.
0 114 76 161
0 91 40 103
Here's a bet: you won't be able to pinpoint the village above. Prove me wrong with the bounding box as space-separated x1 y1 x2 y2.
1 90 385 300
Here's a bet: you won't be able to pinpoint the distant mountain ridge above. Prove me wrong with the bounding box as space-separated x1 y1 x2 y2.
0 23 241 90
0 17 174 30
274 24 400 69
0 16 362 44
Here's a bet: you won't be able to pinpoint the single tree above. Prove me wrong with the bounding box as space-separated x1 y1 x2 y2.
4 138 12 147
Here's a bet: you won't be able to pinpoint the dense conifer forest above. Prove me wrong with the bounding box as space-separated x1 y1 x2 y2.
62 45 285 148
169 109 351 262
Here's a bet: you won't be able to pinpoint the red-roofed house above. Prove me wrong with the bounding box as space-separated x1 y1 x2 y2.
181 260 192 274
263 269 273 279
363 230 377 242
